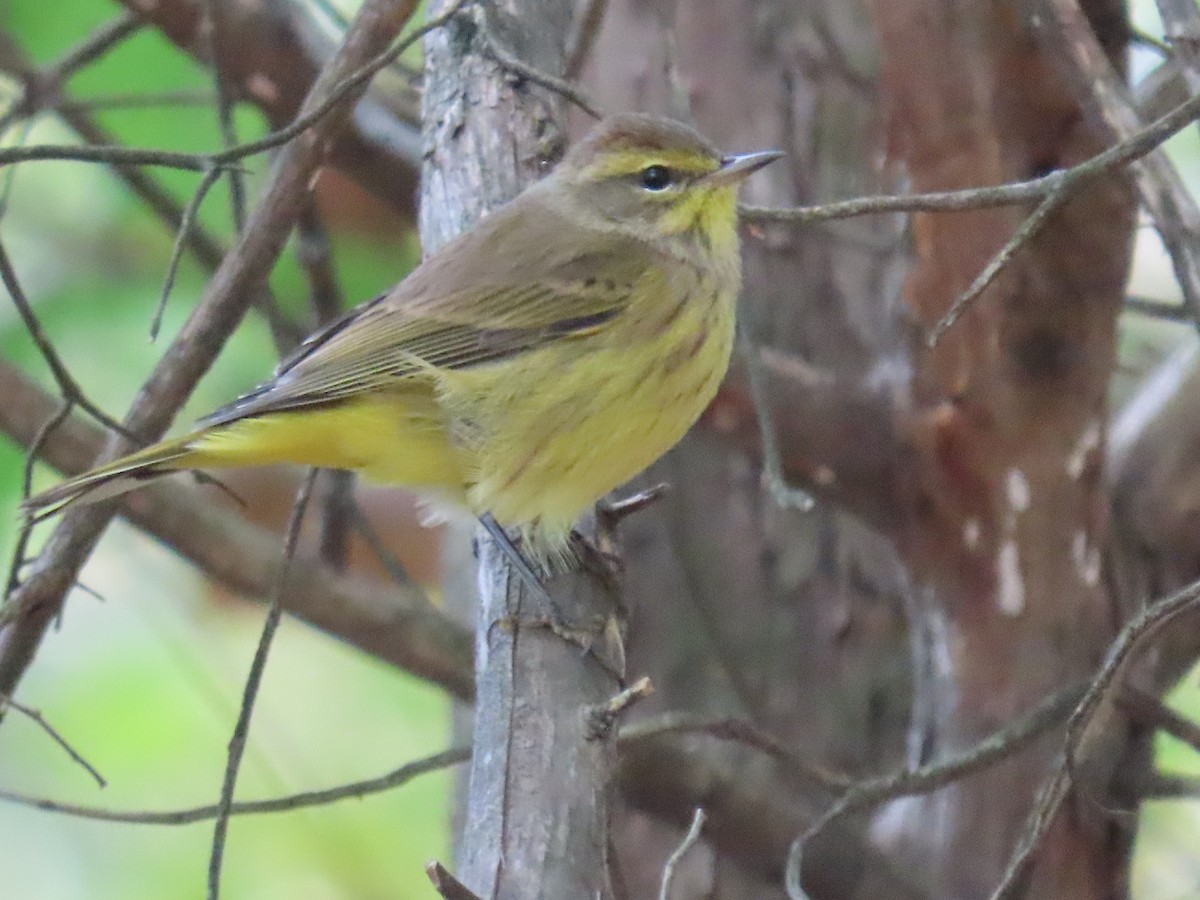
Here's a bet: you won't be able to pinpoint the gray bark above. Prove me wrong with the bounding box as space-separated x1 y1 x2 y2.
420 2 621 897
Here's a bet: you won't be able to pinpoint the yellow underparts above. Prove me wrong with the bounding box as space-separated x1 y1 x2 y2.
177 250 736 559
183 392 468 502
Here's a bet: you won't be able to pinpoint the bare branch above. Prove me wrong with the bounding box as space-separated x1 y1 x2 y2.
0 0 430 703
563 0 609 81
1123 294 1191 321
6 402 70 596
619 713 850 794
741 332 814 512
929 188 1068 344
0 360 472 697
208 470 316 899
1033 0 1200 326
53 13 143 80
587 676 654 740
116 0 423 213
658 808 707 900
741 90 1200 225
427 862 484 900
0 746 468 824
150 165 228 341
1155 0 1200 87
987 763 1072 900
198 0 248 230
476 6 603 118
784 683 1084 898
0 26 299 352
0 0 468 181
0 692 105 788
1121 683 1200 757
982 577 1200 899
0 239 131 438
1064 579 1200 778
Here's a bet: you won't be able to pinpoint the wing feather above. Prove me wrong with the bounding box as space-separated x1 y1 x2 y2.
204 192 650 427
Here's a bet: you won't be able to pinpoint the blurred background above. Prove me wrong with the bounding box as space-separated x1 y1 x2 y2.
1 0 1200 897
0 1 454 897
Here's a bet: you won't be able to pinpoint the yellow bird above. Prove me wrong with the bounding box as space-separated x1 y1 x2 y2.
23 114 781 564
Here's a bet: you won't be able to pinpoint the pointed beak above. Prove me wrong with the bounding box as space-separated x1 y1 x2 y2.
702 150 784 187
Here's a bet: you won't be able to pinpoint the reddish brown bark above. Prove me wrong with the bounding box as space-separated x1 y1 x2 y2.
585 0 1137 897
867 3 1133 895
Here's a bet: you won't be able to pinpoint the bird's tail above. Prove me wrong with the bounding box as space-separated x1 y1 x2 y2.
20 433 202 520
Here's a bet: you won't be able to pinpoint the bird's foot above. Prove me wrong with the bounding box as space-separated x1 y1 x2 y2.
568 529 624 591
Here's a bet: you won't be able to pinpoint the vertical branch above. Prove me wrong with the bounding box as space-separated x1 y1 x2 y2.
207 470 317 899
419 1 623 897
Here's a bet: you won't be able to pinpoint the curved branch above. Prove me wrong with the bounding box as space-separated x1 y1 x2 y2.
0 0 426 701
117 0 421 215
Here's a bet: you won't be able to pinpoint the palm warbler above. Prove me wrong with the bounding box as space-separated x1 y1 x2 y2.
23 114 780 561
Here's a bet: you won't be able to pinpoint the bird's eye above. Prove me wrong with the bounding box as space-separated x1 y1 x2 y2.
639 165 673 192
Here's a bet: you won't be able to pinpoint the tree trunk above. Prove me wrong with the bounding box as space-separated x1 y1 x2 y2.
576 0 1137 896
420 2 623 897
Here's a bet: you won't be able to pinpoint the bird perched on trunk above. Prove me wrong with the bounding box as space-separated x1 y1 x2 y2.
23 113 781 567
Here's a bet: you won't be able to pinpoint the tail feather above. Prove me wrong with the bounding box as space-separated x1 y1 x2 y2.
21 435 197 520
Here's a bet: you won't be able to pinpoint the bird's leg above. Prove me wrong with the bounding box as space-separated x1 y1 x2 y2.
479 513 625 679
568 529 623 591
479 512 555 606
577 482 671 589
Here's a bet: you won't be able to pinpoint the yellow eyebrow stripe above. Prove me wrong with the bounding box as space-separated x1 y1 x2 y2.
587 148 719 179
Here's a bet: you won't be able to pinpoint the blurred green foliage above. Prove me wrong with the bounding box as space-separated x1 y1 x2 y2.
0 1 447 898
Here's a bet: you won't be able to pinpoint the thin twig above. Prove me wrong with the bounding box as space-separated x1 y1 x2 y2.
318 470 356 572
1157 0 1200 80
984 578 1200 898
150 165 227 341
346 502 418 590
1124 294 1190 320
1065 578 1200 780
586 675 653 740
658 807 707 900
296 199 344 328
0 746 467 824
207 470 317 900
619 712 850 792
0 0 439 708
199 0 247 231
0 238 132 438
1035 0 1200 328
0 15 143 134
0 142 216 171
784 682 1084 899
1121 683 1200 756
477 5 602 118
0 120 34 218
0 692 105 788
0 0 472 177
987 763 1071 900
426 862 484 900
929 188 1068 344
741 331 814 511
0 30 298 351
49 90 220 114
563 0 609 81
53 14 142 82
6 401 71 596
741 90 1200 224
